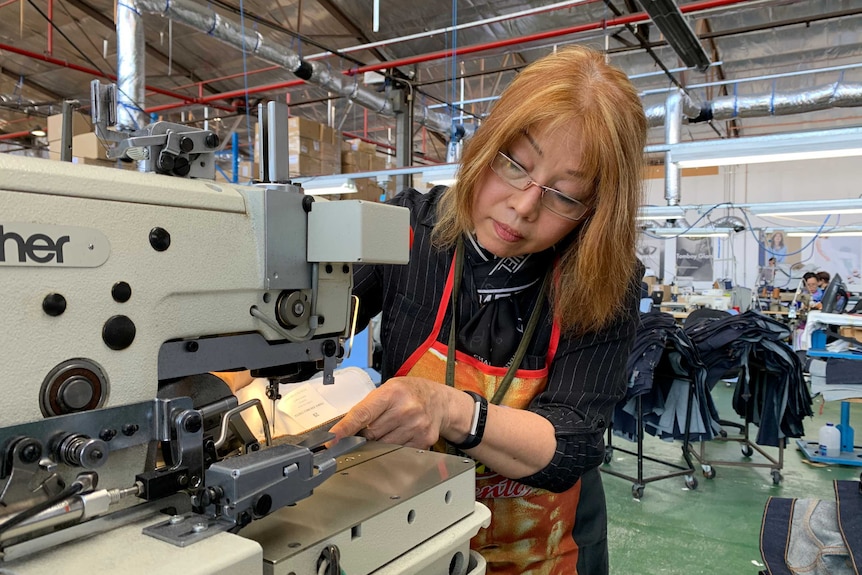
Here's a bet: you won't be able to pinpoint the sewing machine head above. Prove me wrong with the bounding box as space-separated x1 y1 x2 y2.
0 149 408 557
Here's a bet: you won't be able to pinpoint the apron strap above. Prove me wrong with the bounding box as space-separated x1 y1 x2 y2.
446 236 552 405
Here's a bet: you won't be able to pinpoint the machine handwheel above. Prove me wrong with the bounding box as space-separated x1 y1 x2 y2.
771 470 782 485
632 484 645 499
741 444 754 458
685 475 698 490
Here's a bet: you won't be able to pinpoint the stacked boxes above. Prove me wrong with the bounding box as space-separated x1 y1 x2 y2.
254 116 341 178
342 138 387 202
46 112 115 166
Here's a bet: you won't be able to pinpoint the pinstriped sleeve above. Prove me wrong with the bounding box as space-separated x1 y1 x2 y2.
517 282 640 493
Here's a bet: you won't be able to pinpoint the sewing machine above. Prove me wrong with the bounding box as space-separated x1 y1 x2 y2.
0 126 489 573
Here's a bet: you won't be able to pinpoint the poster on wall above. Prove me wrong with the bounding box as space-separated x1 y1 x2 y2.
637 237 663 280
810 236 862 291
676 236 714 281
758 231 862 292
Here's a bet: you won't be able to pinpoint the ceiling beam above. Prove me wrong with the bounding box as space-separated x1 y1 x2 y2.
0 67 64 101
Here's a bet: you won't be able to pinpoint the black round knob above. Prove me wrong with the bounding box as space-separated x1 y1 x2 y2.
156 152 175 172
112 282 132 303
323 339 338 357
183 413 203 434
19 439 42 464
205 133 220 148
102 315 136 350
173 156 191 177
179 136 195 153
42 293 67 316
149 227 171 252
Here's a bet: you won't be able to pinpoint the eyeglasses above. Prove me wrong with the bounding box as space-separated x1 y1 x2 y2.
489 151 590 221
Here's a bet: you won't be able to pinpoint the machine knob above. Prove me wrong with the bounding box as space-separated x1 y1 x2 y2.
56 434 109 469
275 291 310 329
58 376 96 410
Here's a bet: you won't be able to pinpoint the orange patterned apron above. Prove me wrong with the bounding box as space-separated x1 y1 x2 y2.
394 252 583 575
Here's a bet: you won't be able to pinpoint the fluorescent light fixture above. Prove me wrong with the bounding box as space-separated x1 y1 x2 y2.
423 164 458 187
646 227 730 238
637 0 711 72
747 198 862 217
636 205 687 220
787 231 862 237
668 127 862 167
302 180 358 196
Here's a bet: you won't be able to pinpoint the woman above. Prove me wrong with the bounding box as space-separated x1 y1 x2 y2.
330 46 647 574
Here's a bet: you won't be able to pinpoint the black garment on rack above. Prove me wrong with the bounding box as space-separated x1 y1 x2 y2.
614 312 719 442
684 310 813 447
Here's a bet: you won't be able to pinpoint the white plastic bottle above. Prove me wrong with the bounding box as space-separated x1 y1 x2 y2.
818 423 841 457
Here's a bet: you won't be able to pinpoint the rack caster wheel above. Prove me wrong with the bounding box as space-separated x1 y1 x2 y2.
771 470 782 485
685 475 698 490
632 484 644 499
702 465 716 479
719 429 728 438
603 446 613 464
741 444 754 458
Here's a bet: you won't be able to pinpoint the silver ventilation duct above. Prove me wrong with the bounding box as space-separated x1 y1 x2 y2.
116 0 454 135
644 81 862 127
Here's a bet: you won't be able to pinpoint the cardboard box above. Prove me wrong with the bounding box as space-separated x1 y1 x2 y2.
71 132 106 160
47 112 92 141
342 138 377 154
288 116 338 146
289 153 322 176
838 326 862 343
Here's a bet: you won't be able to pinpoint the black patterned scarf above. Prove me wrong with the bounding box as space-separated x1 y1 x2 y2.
456 233 552 367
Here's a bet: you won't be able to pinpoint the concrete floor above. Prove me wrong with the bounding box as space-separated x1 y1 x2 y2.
604 383 861 575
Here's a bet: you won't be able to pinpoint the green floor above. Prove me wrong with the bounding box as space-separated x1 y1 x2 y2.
603 383 861 574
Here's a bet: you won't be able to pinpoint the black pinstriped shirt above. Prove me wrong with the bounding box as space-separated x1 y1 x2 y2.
353 187 640 492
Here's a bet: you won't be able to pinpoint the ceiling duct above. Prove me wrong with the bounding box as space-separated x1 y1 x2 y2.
637 0 711 73
644 81 862 127
116 0 453 135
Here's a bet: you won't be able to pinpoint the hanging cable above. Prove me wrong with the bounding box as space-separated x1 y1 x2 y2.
236 0 255 157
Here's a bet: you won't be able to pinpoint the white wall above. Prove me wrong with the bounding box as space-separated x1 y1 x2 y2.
639 156 862 292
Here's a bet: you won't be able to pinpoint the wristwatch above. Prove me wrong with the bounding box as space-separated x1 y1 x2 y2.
450 390 488 450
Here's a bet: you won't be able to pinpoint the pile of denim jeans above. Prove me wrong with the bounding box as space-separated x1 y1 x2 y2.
683 310 813 447
613 312 720 443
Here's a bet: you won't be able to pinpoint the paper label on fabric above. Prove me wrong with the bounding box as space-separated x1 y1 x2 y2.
277 383 340 429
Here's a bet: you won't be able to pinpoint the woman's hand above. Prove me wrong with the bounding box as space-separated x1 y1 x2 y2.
329 377 468 449
212 370 254 393
330 377 558 479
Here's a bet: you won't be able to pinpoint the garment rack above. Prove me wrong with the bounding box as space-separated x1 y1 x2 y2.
602 375 698 498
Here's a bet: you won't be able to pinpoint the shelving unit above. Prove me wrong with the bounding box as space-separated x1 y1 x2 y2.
799 327 862 466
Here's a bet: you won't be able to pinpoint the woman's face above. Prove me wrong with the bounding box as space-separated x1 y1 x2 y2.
470 122 590 258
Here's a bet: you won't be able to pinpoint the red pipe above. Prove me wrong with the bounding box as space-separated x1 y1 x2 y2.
144 79 305 113
0 130 33 140
0 43 234 112
171 65 282 92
